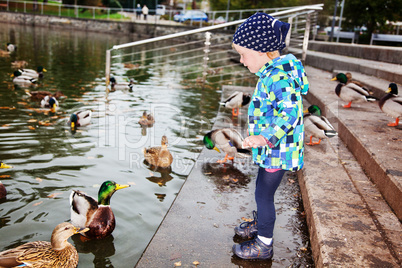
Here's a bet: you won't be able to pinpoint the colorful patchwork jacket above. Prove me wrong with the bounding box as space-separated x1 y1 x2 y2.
248 54 309 171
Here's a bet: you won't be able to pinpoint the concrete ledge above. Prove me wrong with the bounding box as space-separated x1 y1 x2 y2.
303 50 402 85
304 66 402 222
308 40 402 65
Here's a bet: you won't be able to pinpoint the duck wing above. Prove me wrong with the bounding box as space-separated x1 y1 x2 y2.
345 83 370 96
220 92 242 108
70 190 98 228
0 241 50 267
86 206 116 239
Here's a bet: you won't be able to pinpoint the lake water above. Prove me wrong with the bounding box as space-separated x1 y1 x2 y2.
0 23 253 267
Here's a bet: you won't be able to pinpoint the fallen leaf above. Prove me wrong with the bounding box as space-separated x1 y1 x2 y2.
174 261 181 267
1 124 10 128
193 261 200 266
241 217 253 222
38 121 52 126
28 126 36 130
47 192 63 198
35 177 43 182
28 119 37 123
0 175 11 178
300 247 307 252
33 201 43 206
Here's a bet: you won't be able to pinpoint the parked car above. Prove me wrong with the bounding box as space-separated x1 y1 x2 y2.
212 16 226 24
174 10 208 23
156 5 166 16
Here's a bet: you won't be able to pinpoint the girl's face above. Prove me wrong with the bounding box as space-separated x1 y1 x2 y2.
232 43 269 73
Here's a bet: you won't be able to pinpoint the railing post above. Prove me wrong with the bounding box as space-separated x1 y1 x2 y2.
105 49 111 90
301 13 311 64
286 16 293 49
202 32 211 83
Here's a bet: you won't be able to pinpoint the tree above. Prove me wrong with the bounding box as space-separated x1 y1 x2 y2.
341 0 402 37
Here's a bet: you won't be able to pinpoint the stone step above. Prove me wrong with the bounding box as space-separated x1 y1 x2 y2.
302 65 402 265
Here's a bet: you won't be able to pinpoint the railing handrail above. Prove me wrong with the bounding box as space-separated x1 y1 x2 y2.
105 4 323 86
111 4 323 51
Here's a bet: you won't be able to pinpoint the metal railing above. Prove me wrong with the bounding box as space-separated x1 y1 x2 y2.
0 0 317 25
105 4 323 87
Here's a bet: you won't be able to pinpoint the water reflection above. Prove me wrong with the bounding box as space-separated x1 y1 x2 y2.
201 162 252 192
0 21 250 267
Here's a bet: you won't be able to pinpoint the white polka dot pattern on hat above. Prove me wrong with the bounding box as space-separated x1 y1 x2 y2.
233 12 290 53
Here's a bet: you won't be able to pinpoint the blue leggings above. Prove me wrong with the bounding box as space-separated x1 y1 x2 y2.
255 167 286 238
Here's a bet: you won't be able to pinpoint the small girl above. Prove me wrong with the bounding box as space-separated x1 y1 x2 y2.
231 12 309 260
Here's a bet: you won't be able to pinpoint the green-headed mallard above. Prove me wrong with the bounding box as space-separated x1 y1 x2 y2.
0 181 6 199
203 128 251 163
220 91 251 116
40 95 59 109
11 70 37 87
138 111 155 127
0 160 12 169
11 60 28 69
19 66 47 79
143 135 173 168
110 77 135 91
304 105 337 145
70 181 130 240
0 222 89 268
6 43 17 53
68 110 92 131
331 73 376 108
379 83 402 127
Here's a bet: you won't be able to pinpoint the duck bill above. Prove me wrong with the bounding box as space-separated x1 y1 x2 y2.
115 183 130 190
330 77 337 81
75 227 90 234
303 108 308 113
386 87 391 93
43 68 47 72
0 162 12 169
213 146 220 153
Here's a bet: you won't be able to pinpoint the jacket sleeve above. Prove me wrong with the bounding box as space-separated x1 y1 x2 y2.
260 76 300 147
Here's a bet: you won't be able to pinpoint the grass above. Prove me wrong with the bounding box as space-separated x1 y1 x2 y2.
1 1 129 20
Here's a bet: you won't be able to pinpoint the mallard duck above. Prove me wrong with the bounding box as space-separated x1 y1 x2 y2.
138 111 155 127
331 73 376 108
345 72 367 88
11 70 37 87
40 95 59 109
143 135 173 168
27 90 65 101
7 43 17 52
220 91 251 116
70 181 130 240
124 63 139 69
19 66 47 79
68 110 92 131
379 83 402 127
0 160 12 169
304 105 337 145
0 181 6 199
110 77 135 91
11 60 28 68
0 222 89 268
203 128 251 163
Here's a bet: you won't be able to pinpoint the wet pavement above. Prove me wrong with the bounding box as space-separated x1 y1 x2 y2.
136 86 314 267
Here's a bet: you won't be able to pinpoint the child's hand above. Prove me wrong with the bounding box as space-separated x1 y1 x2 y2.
242 135 273 148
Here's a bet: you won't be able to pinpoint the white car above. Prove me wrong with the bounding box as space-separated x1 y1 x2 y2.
156 5 166 16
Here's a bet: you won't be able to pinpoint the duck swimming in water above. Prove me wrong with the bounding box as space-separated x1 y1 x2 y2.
0 222 89 268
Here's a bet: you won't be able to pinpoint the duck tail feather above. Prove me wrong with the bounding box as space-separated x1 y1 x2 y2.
324 130 338 138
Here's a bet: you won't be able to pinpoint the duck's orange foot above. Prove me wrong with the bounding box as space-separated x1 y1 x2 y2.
232 108 239 116
387 118 399 127
313 139 322 145
343 102 352 108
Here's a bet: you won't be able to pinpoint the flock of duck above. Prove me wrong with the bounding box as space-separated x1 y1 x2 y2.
203 72 401 162
0 43 175 267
